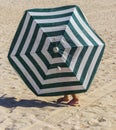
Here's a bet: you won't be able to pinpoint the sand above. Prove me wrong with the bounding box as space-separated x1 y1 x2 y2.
0 0 116 130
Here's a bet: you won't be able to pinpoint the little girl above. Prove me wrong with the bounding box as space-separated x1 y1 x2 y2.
57 94 79 106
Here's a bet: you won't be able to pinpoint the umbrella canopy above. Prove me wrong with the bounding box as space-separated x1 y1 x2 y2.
8 5 105 96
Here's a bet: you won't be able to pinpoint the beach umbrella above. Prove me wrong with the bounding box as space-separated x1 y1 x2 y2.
8 5 105 96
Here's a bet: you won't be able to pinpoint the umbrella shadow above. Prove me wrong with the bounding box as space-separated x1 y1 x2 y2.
0 95 64 108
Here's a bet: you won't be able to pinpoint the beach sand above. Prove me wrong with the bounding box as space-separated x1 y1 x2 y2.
0 0 116 130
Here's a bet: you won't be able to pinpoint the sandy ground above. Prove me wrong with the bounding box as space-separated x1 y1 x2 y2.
0 0 116 130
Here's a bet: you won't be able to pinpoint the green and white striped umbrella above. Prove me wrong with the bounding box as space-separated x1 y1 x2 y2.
8 5 105 96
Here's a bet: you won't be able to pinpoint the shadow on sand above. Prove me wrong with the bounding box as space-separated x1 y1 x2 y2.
0 94 64 108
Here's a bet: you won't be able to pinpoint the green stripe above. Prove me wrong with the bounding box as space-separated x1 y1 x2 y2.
8 11 27 57
8 55 86 96
72 13 98 46
63 30 88 69
43 30 65 37
38 21 69 27
75 6 105 46
16 16 33 55
27 53 75 80
75 6 88 24
48 42 62 58
26 24 40 53
17 55 81 90
65 47 77 66
37 52 50 68
74 46 88 74
8 57 39 96
27 54 46 79
27 5 75 12
68 19 88 46
17 55 42 87
48 63 67 69
36 33 50 68
36 30 65 52
31 38 68 71
46 72 75 79
48 51 61 58
36 30 65 69
64 19 89 67
38 89 86 96
8 56 85 96
19 46 104 96
43 80 82 89
63 32 77 47
58 42 65 52
32 12 72 19
80 46 98 83
86 46 105 91
26 21 68 57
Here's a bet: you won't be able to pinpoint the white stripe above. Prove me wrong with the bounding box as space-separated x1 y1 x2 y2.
51 58 65 64
61 49 71 63
38 85 85 95
60 37 71 63
70 17 94 46
30 35 72 76
41 36 64 64
83 46 103 88
60 37 71 48
20 20 36 55
41 36 71 64
41 37 52 63
11 9 73 56
74 9 104 46
77 46 93 79
31 26 63 53
11 57 40 93
31 28 43 52
69 47 83 71
20 55 78 85
21 55 44 83
46 67 71 75
35 16 71 23
65 26 83 46
31 53 48 74
29 7 74 16
61 36 81 67
41 25 67 32
31 53 71 76
44 77 78 85
11 57 84 95
11 13 30 56
40 35 72 65
39 47 103 94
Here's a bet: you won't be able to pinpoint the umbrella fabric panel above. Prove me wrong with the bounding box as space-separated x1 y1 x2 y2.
8 5 105 96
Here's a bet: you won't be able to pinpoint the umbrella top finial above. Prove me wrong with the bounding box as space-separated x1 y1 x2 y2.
53 47 59 53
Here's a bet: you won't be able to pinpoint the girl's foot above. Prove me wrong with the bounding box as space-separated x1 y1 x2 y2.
57 97 69 103
67 99 79 106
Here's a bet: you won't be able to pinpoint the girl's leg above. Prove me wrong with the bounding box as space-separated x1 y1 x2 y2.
67 94 79 106
72 94 78 101
57 95 69 103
